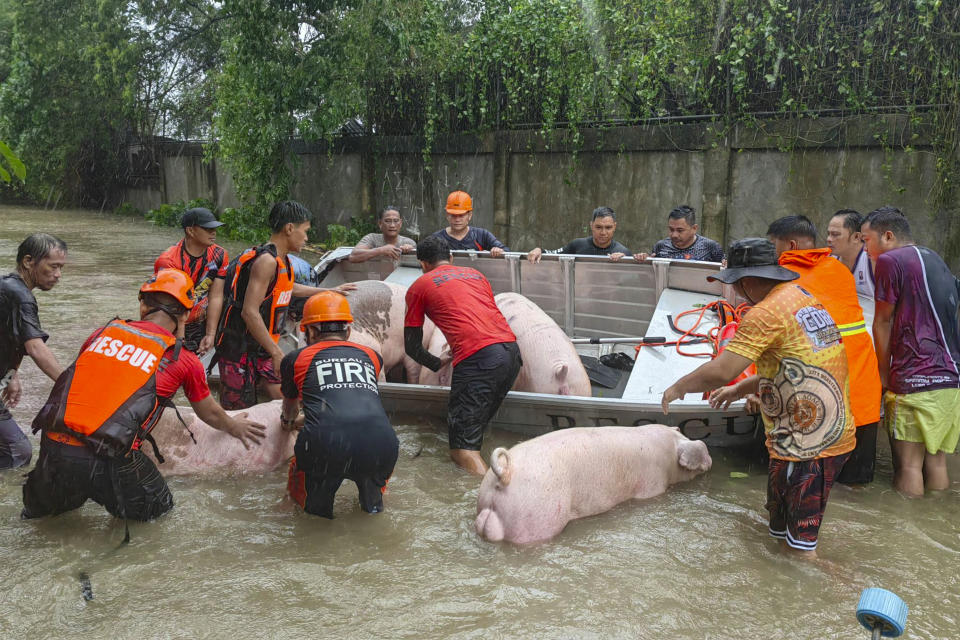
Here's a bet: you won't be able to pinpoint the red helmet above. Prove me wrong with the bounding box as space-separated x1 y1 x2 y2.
301 291 353 331
141 269 196 310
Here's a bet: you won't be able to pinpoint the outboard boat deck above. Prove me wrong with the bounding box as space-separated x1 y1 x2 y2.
310 248 777 447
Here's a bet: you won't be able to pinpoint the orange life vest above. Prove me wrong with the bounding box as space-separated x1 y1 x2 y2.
32 319 176 456
214 243 294 360
154 241 227 324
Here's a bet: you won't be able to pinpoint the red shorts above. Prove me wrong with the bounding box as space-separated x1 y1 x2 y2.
766 452 850 551
218 353 280 410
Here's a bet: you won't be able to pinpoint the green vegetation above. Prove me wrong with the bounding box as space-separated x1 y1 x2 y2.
1 1 958 234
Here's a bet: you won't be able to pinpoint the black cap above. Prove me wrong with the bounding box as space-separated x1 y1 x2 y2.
181 207 225 229
707 238 799 284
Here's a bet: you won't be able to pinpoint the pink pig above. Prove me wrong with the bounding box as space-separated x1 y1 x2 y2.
144 400 295 475
344 280 429 383
475 425 712 544
418 293 591 396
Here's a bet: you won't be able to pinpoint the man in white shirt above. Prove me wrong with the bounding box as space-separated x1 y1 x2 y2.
826 209 874 298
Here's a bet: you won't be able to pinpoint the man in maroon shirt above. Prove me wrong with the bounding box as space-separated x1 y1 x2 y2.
23 269 265 521
404 236 521 474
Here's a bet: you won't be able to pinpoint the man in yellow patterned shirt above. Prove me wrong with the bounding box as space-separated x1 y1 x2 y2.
662 238 854 558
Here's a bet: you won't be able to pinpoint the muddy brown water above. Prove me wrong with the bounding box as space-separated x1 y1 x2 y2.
1 205 958 639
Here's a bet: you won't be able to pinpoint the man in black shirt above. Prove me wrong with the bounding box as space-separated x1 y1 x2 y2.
527 207 631 263
1 233 67 469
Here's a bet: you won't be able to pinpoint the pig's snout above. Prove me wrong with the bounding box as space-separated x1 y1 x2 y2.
490 447 513 486
475 508 505 541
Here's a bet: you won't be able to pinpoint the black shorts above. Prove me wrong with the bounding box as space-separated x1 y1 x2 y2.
0 415 32 470
448 341 522 451
836 422 878 485
22 439 173 521
287 458 391 519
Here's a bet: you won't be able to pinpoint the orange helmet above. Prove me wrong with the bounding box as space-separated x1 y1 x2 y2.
445 190 472 214
301 291 353 331
140 268 196 310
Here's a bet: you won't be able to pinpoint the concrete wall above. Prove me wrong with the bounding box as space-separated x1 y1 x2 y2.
120 114 959 268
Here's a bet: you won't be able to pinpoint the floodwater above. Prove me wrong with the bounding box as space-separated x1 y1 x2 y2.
1 204 959 639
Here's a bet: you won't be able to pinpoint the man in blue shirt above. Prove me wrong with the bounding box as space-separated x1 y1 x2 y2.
430 191 509 256
635 205 725 263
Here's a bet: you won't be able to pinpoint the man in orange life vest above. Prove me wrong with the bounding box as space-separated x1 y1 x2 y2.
281 291 399 518
22 269 265 521
213 201 355 410
764 215 882 485
154 207 229 354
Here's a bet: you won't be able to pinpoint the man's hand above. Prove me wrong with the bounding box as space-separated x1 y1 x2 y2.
225 411 266 449
661 383 685 414
400 244 416 254
708 383 741 410
198 334 215 356
634 252 650 262
527 248 543 264
270 348 284 379
744 393 761 414
609 252 625 262
1 371 22 408
490 247 505 258
381 244 402 260
437 345 454 369
334 283 357 293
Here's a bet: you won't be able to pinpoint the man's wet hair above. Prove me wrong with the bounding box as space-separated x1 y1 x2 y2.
591 206 616 222
16 233 67 267
668 205 696 226
378 205 401 221
416 235 451 265
269 201 312 232
865 206 911 239
766 215 817 243
831 209 863 234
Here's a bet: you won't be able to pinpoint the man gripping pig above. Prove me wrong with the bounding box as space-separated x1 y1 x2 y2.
280 291 399 518
22 269 265 522
404 236 522 475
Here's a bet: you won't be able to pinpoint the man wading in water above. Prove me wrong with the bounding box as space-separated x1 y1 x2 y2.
1 233 67 469
212 201 355 410
22 269 265 520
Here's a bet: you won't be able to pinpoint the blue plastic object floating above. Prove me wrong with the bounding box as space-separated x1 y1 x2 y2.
856 588 908 638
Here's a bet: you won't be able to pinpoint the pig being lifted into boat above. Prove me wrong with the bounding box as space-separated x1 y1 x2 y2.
144 400 295 475
475 425 712 544
343 280 430 382
418 293 591 396
495 292 591 396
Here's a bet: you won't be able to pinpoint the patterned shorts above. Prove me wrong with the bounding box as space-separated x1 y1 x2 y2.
218 353 281 410
766 452 850 551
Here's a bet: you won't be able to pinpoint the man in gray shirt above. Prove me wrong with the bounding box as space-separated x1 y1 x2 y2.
348 206 417 263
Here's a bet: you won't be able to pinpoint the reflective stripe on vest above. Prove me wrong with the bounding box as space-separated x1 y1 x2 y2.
836 320 867 337
38 320 175 456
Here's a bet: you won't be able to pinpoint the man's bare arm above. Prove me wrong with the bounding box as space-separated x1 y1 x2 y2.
873 299 895 389
24 338 63 381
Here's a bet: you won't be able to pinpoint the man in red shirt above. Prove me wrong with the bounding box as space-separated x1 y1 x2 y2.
23 269 265 521
154 207 229 354
404 235 521 475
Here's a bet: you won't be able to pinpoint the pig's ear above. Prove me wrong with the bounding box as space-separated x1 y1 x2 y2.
677 440 712 473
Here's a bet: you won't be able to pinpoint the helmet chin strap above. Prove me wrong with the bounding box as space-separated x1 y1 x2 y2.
144 306 182 333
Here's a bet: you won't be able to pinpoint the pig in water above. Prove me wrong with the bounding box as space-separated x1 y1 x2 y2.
496 292 591 396
344 280 429 382
475 425 712 544
144 400 295 475
418 293 591 396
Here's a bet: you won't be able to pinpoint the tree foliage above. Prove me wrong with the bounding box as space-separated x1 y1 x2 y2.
0 0 957 214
